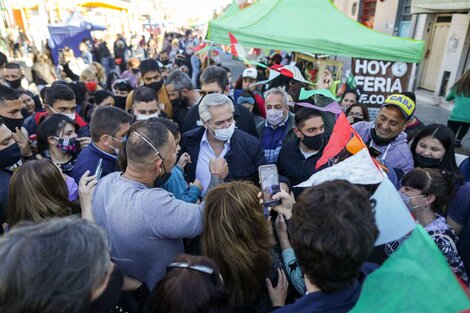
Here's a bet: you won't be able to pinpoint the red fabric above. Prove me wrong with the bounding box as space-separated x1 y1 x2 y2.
228 32 239 58
34 111 88 128
271 64 293 78
254 92 266 118
316 113 353 169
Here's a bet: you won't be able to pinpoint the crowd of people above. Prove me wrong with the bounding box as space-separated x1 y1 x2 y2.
0 28 470 313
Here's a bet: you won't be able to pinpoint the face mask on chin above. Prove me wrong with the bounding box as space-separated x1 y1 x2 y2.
414 153 442 168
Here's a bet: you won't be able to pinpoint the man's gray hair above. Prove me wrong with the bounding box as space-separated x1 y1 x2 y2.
0 218 111 313
164 70 194 91
199 94 234 123
264 87 289 107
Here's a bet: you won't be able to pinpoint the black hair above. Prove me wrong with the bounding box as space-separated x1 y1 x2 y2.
200 66 229 91
67 82 87 107
0 85 20 105
402 91 416 104
0 52 7 68
93 90 114 106
113 79 133 92
4 62 21 70
37 114 78 152
45 84 75 108
106 72 120 91
150 117 180 138
134 86 157 103
295 107 323 129
411 124 463 179
90 106 132 142
345 103 370 122
402 168 461 214
139 59 161 75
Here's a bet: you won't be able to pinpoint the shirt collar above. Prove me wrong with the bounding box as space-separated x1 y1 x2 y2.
92 142 117 159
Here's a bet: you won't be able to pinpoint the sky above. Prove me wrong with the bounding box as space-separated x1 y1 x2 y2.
161 0 233 24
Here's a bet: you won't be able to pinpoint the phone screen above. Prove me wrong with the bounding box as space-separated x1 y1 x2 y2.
94 159 103 180
368 146 382 159
259 165 281 207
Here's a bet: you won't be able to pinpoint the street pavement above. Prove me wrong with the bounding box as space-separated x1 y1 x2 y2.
416 89 470 156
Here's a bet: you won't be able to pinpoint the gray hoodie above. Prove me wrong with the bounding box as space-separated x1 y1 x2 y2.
353 121 414 174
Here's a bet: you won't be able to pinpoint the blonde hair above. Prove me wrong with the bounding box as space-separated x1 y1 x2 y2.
201 181 272 305
90 62 106 84
79 67 98 83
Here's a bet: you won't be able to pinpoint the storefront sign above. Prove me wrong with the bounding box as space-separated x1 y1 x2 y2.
352 58 412 117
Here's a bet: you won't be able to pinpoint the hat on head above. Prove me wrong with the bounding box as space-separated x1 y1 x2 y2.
382 94 415 120
242 68 257 80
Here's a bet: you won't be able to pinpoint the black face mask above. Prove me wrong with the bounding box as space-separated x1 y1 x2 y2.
370 128 398 146
414 153 442 168
302 132 324 151
131 68 139 74
0 115 25 132
0 143 22 170
5 78 22 89
160 59 170 66
144 80 163 92
352 117 364 124
90 266 124 313
154 161 171 187
114 96 127 110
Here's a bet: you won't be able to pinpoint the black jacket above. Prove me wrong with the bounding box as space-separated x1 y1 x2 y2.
181 100 258 138
180 127 265 184
277 138 327 196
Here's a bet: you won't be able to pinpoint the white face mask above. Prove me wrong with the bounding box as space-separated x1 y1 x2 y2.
266 109 285 126
64 113 76 120
136 112 159 121
50 107 75 121
209 121 235 142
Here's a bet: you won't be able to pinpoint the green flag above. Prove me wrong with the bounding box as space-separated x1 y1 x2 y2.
346 73 357 89
350 225 470 313
299 88 336 101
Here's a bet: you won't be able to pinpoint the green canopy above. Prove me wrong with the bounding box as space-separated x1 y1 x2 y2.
216 0 241 21
207 0 425 63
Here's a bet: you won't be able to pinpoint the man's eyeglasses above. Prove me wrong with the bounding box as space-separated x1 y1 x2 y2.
167 262 215 275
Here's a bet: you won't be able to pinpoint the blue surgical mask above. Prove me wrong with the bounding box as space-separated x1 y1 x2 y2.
399 191 426 211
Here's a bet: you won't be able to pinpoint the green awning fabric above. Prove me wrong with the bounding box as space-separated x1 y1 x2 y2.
207 0 425 63
216 0 241 21
411 0 470 14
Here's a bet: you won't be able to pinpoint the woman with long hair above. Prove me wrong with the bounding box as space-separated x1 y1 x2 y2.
145 254 232 313
446 69 470 147
6 158 80 226
410 124 462 177
201 181 285 312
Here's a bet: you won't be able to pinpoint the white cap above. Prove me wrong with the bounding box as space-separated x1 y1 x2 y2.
242 68 257 80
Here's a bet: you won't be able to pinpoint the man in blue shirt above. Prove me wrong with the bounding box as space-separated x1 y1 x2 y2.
257 87 295 164
71 106 132 183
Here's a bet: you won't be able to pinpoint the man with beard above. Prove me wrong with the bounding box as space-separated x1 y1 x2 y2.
165 70 200 129
125 59 172 118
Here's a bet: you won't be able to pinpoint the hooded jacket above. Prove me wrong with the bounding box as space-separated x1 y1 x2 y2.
353 121 414 174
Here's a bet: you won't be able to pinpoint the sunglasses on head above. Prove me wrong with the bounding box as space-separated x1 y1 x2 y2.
167 262 215 275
